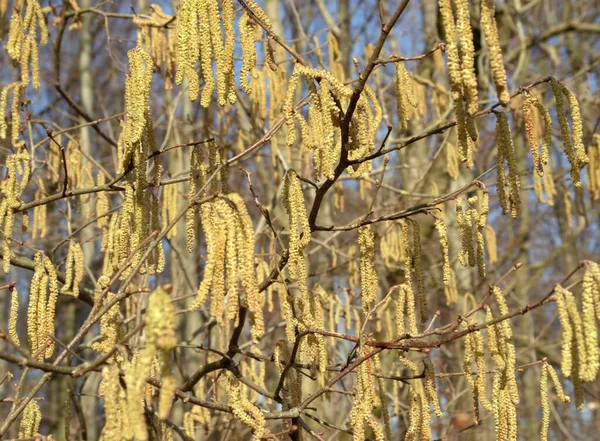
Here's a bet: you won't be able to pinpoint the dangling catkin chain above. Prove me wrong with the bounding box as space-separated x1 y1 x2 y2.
434 218 451 289
395 61 417 133
540 361 571 441
61 240 84 298
18 400 41 439
454 0 478 114
496 112 520 218
550 80 589 187
282 170 311 308
190 195 264 341
358 225 378 314
226 372 269 440
6 1 48 91
9 285 20 346
480 0 510 105
26 253 59 360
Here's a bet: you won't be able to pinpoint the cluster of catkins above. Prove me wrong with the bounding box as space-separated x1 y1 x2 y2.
175 0 272 106
554 262 600 409
97 285 177 441
189 194 265 342
284 64 381 179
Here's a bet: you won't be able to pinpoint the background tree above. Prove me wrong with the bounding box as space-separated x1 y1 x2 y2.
0 1 599 440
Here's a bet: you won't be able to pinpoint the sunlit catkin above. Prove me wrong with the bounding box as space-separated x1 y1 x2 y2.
551 80 586 187
62 240 84 298
395 61 417 132
239 13 257 95
226 373 269 440
438 0 462 100
475 191 488 277
9 286 20 345
554 285 573 377
546 362 571 403
582 268 599 381
358 225 378 313
523 96 544 176
434 218 451 288
282 170 311 305
540 363 550 441
589 135 600 200
480 0 510 105
455 0 478 114
456 198 472 267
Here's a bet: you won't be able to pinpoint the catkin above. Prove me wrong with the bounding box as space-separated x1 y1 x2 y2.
480 0 510 105
455 0 478 114
434 218 451 288
226 373 269 440
588 135 600 200
551 80 587 187
438 0 462 100
18 400 41 439
581 268 599 382
554 285 574 378
496 112 520 217
423 358 443 418
395 61 417 133
9 286 20 345
546 362 571 403
358 225 378 313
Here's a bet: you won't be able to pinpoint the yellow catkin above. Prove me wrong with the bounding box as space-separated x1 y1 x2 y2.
475 191 489 277
282 170 311 320
405 388 422 441
540 363 550 441
455 97 475 167
226 373 269 440
581 268 599 381
229 194 264 341
9 286 20 345
561 285 592 383
523 96 544 176
43 256 59 359
550 80 587 187
100 365 130 440
496 112 520 217
546 362 571 403
239 13 257 95
456 198 472 267
395 284 406 336
91 292 122 363
423 358 443 418
18 400 41 439
434 219 451 288
405 282 418 336
358 225 378 313
438 0 462 100
455 0 478 114
588 135 600 200
480 0 510 105
560 85 588 169
554 286 573 378
395 61 417 133
485 306 505 371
